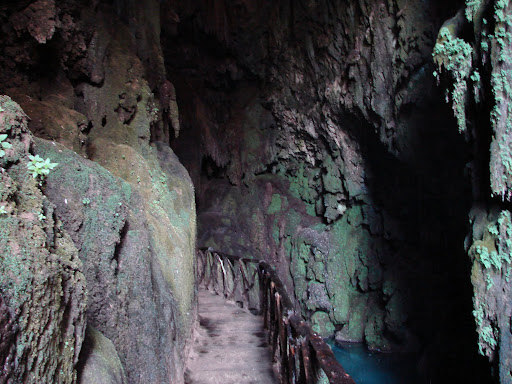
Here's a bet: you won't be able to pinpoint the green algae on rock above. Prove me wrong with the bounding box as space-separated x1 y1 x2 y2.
0 1 198 381
0 95 87 384
434 0 512 380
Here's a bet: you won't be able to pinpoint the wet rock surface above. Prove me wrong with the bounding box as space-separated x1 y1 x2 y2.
432 0 512 381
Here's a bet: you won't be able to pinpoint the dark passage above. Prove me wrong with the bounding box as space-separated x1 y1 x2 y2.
165 1 492 383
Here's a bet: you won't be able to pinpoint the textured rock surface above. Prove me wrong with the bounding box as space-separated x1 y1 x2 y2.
77 326 126 384
33 131 195 384
0 0 504 382
432 0 512 382
166 0 472 363
0 96 87 383
0 1 197 383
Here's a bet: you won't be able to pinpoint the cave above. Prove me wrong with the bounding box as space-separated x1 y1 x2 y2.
0 0 510 383
164 1 490 382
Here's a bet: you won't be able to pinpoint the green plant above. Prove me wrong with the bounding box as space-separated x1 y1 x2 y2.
0 205 6 215
27 154 57 185
82 198 91 205
38 213 46 221
488 223 499 236
0 134 12 158
473 304 485 327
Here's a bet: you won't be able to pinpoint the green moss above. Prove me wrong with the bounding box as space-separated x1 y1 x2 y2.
311 261 326 283
323 193 340 222
272 218 280 244
267 193 282 214
285 208 302 232
335 298 368 342
323 213 381 343
290 247 308 304
486 1 512 197
479 325 498 355
305 203 316 217
347 205 364 227
0 219 33 307
298 242 311 262
474 245 502 270
485 273 494 290
473 303 485 327
287 163 318 203
466 0 484 22
470 210 512 359
0 96 27 133
473 211 512 271
311 311 335 336
364 313 386 350
433 27 473 132
322 155 343 194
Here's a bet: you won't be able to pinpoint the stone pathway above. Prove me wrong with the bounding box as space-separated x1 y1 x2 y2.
184 288 277 384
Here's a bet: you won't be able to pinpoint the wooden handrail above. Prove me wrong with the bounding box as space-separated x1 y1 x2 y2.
196 248 356 384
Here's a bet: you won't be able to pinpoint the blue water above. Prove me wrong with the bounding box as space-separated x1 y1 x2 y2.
327 341 421 384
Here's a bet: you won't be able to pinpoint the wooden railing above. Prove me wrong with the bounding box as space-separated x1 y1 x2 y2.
197 248 356 384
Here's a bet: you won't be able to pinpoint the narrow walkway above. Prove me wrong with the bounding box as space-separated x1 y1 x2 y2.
185 288 276 384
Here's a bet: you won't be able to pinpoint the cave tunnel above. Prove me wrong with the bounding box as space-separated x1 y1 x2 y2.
0 0 507 382
164 0 493 383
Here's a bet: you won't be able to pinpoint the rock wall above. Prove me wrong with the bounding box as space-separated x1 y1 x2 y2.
166 0 473 361
0 96 87 383
433 0 512 382
0 0 505 382
0 1 196 383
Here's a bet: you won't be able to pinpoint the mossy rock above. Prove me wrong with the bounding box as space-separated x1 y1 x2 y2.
0 96 87 384
311 311 335 337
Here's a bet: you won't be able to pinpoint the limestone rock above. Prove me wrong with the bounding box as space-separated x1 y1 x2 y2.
0 1 197 381
35 135 195 384
0 95 87 384
77 327 126 384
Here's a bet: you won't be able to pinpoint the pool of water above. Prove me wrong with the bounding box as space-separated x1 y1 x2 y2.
327 341 421 384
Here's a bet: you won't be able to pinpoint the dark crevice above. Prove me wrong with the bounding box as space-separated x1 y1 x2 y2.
112 220 129 278
82 121 93 136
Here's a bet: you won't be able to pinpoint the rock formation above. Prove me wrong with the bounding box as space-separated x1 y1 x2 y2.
1 0 510 383
0 95 87 384
167 0 474 365
0 1 196 383
433 1 512 381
